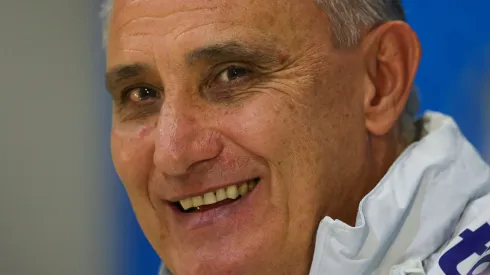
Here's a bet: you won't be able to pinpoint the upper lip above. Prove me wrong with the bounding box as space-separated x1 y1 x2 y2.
166 177 259 202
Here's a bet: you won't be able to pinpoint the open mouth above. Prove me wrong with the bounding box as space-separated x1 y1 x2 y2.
173 178 260 213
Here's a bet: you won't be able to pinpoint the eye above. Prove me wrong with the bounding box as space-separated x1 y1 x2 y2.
125 87 160 103
216 65 251 84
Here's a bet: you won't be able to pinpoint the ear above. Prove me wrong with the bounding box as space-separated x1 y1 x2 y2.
361 21 421 136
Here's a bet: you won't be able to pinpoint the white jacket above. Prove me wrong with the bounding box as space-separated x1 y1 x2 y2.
160 112 490 275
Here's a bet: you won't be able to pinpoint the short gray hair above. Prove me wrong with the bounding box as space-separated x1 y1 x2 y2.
101 0 419 141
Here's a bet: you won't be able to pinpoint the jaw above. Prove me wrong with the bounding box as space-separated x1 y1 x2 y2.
158 194 320 275
163 218 290 275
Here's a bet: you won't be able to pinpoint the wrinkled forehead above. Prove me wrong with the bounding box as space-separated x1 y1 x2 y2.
107 0 329 68
110 0 300 31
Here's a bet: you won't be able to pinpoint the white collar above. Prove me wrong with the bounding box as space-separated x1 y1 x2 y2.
310 112 490 274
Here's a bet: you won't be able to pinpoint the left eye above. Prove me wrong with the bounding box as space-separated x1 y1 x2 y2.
216 65 251 83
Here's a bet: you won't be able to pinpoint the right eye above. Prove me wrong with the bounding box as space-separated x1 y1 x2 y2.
124 86 160 103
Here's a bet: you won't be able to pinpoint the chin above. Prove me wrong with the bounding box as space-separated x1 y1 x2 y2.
157 220 285 275
166 243 264 275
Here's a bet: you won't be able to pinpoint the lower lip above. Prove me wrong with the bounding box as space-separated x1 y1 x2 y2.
167 182 262 231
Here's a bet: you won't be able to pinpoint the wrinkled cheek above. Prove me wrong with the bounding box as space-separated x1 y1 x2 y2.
111 123 156 193
111 123 172 253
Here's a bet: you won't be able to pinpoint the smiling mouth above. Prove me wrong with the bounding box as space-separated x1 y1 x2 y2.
173 178 260 213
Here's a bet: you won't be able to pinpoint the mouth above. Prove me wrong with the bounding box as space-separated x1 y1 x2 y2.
172 178 260 213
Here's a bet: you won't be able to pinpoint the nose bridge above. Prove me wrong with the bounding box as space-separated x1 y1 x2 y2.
154 97 222 176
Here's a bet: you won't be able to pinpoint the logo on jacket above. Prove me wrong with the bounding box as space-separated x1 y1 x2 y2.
439 222 490 274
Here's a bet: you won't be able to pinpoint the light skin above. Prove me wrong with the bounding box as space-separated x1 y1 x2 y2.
106 0 421 274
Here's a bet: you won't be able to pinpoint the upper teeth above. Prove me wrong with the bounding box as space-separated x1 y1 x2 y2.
179 180 257 210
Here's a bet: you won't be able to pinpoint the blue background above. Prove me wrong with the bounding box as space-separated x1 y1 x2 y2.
113 2 490 274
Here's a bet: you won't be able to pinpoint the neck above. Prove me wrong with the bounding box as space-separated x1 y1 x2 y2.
342 127 409 226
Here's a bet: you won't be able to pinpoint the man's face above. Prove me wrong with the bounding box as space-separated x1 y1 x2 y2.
107 0 368 274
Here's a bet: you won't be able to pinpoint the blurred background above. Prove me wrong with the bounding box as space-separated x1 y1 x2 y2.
0 1 488 275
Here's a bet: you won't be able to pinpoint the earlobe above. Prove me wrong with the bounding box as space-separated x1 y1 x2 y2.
362 21 421 136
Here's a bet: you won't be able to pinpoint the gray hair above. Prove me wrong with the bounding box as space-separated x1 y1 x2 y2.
101 0 419 141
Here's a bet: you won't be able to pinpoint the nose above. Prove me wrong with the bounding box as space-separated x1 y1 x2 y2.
153 100 223 176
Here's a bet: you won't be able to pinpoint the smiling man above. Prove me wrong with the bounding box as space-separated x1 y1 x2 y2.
102 0 490 274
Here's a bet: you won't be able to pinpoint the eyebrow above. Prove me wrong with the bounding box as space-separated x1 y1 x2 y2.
105 42 283 90
105 63 150 91
186 41 281 66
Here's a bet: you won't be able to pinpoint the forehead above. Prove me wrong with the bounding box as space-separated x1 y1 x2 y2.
110 0 299 35
107 0 330 69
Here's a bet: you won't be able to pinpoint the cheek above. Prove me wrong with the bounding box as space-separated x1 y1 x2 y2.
111 122 155 192
218 95 311 199
219 83 364 206
220 97 291 166
111 122 172 256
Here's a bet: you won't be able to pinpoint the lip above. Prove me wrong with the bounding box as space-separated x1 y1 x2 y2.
167 178 259 202
166 178 262 230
